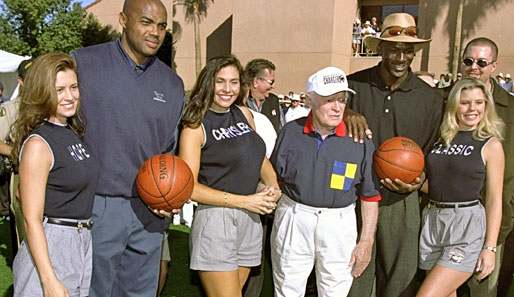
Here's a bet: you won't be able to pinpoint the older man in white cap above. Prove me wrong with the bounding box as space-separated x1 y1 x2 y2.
270 66 381 297
346 12 444 297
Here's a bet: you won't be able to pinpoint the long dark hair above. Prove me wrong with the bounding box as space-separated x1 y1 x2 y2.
181 55 247 128
11 52 85 165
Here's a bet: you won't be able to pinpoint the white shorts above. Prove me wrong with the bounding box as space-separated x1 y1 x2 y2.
271 194 357 297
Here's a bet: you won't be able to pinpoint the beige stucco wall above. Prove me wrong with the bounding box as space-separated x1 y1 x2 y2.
173 0 233 91
85 0 175 42
86 0 514 94
418 0 514 77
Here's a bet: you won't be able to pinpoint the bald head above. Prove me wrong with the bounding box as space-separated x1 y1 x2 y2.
123 0 166 15
119 0 167 65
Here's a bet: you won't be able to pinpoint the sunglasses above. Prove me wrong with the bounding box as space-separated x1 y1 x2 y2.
384 26 418 37
462 57 494 68
258 77 275 85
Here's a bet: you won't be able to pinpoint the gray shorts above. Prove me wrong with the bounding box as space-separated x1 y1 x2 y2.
419 201 485 273
189 204 262 271
13 218 92 297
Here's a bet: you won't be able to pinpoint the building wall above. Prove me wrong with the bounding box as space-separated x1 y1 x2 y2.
419 0 514 77
172 0 233 90
84 0 175 44
86 0 514 94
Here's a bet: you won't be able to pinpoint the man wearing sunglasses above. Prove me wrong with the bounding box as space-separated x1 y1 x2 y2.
345 13 444 297
245 58 285 135
461 37 514 297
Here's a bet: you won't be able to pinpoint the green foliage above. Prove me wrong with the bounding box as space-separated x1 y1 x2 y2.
0 0 118 57
0 0 85 56
82 13 118 48
156 30 174 69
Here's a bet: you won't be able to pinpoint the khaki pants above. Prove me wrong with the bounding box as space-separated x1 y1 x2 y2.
9 172 24 247
467 242 504 297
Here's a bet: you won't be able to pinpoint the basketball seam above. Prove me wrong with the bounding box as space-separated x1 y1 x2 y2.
374 154 423 173
377 148 424 158
162 166 193 206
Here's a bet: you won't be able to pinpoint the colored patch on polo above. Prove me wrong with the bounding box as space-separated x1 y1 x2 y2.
330 160 357 190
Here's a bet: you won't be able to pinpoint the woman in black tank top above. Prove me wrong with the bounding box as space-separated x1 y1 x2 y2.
11 53 99 297
417 78 504 296
179 55 280 297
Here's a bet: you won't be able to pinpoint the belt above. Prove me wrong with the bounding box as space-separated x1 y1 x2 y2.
45 218 93 230
428 200 480 209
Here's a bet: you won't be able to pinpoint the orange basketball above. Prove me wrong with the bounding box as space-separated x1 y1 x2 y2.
136 154 194 212
373 137 425 184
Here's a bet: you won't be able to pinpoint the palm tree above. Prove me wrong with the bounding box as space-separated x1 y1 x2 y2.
451 0 464 78
175 0 214 77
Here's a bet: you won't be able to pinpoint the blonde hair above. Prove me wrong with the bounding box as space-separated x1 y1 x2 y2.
440 77 504 146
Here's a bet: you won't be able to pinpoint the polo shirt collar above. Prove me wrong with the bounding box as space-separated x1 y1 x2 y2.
372 63 416 92
302 112 346 137
116 38 154 72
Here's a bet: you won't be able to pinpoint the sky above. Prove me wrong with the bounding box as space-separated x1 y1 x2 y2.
79 0 97 7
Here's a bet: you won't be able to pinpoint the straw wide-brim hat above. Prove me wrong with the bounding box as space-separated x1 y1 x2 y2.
364 13 431 53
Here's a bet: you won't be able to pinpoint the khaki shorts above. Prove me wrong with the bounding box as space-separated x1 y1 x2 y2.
189 204 262 271
419 201 485 273
161 231 170 261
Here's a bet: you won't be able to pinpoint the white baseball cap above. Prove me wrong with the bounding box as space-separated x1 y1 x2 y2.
290 94 301 101
306 66 355 97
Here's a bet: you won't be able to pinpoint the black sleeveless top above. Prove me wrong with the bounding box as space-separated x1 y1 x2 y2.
427 130 490 203
199 106 265 195
25 121 100 219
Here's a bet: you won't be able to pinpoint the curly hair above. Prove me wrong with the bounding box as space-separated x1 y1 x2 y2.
181 55 247 128
440 77 504 146
11 52 85 166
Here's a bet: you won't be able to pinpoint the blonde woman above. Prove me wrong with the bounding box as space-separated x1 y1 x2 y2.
417 77 504 297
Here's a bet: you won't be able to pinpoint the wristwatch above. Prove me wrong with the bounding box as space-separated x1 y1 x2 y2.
484 246 497 253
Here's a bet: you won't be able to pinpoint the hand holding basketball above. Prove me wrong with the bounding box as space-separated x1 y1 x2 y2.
136 154 194 212
373 136 425 184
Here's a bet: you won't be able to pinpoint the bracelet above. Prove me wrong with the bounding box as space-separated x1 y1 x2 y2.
484 246 497 253
224 193 228 207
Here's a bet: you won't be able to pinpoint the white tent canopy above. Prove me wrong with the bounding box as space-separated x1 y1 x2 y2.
0 49 30 99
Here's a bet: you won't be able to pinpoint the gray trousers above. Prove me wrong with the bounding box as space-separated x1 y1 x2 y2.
349 191 420 297
467 242 504 297
89 196 164 297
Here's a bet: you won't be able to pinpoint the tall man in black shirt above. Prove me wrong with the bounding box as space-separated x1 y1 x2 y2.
347 13 444 297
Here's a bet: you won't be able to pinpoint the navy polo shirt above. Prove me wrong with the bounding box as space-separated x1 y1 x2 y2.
116 38 155 75
270 113 381 208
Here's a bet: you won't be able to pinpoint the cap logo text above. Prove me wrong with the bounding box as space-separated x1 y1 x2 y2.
323 75 345 85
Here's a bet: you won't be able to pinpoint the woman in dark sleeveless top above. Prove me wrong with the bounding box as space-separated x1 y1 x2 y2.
417 78 504 297
11 53 99 297
179 55 280 297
